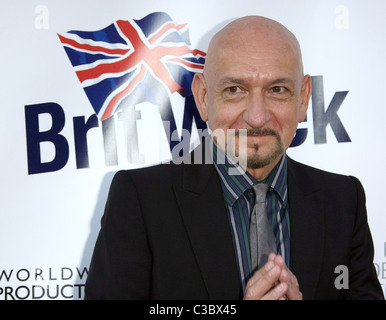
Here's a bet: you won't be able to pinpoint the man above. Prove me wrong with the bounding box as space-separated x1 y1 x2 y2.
84 16 384 300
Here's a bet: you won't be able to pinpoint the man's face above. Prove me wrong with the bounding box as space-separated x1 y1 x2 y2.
193 27 311 177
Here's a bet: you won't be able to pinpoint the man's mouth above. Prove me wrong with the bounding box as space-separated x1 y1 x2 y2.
235 128 278 137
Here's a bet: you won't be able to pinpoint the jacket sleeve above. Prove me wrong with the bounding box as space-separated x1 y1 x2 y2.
347 176 384 299
84 170 152 299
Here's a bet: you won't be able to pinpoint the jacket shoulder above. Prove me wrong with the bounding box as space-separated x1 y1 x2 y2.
287 157 362 196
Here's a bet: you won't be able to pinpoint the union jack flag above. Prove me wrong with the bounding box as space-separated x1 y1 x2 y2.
58 12 206 121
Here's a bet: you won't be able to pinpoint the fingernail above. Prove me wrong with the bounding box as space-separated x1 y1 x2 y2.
265 261 274 271
269 265 278 276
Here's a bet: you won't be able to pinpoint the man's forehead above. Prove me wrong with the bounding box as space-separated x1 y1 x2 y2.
204 42 302 87
210 46 299 83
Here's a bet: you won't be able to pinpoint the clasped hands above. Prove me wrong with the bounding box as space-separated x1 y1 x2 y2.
243 253 302 300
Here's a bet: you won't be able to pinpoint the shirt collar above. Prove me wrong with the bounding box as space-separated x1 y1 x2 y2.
212 142 288 206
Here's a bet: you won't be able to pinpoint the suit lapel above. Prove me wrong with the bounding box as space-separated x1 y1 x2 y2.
287 158 325 300
173 146 241 299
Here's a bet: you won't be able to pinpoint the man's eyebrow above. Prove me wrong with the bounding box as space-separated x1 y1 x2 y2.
270 78 295 86
218 77 295 87
219 77 246 86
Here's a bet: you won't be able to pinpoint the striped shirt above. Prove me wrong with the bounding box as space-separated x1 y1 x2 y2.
212 143 290 293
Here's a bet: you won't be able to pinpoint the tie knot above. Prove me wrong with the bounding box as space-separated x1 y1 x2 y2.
252 183 269 203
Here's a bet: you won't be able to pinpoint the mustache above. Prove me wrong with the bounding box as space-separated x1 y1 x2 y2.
234 128 280 137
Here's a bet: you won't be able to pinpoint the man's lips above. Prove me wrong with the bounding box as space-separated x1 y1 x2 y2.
247 133 271 137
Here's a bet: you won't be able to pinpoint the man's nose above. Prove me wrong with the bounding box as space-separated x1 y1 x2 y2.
242 91 271 128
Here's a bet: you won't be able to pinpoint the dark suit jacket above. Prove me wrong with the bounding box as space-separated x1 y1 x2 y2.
85 146 384 300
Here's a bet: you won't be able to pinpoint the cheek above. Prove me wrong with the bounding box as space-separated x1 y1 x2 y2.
277 111 300 146
207 102 244 131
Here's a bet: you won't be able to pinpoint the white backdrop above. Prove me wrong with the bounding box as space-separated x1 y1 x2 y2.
1 0 385 299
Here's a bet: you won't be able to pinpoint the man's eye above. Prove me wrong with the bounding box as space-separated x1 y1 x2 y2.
227 86 242 93
271 86 287 94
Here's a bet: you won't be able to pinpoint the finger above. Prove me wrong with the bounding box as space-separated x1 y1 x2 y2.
244 264 281 300
270 255 302 300
284 274 302 300
260 282 288 300
245 260 275 289
278 266 302 300
268 253 277 262
273 254 286 268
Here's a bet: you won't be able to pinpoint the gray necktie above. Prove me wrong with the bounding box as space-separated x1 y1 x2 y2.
250 183 277 272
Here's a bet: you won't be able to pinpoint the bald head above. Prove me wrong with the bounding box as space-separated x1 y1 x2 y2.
204 16 304 80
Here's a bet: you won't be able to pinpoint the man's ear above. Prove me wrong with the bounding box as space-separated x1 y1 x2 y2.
191 73 209 122
298 74 312 123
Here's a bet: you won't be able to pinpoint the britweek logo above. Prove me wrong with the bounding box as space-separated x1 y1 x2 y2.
24 12 351 175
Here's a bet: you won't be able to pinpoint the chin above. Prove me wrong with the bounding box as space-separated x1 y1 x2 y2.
245 145 285 170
